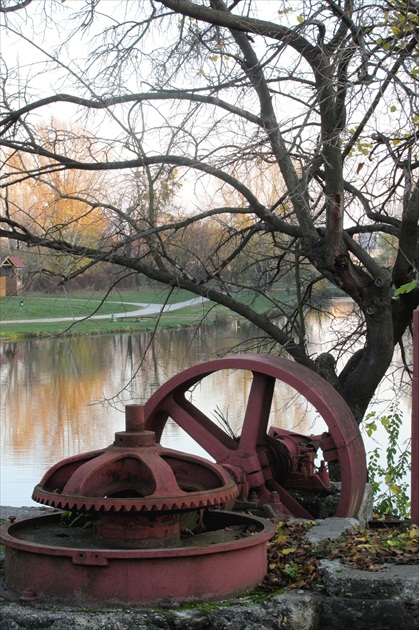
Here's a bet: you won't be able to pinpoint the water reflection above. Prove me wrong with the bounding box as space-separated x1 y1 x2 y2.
0 305 412 507
0 324 261 505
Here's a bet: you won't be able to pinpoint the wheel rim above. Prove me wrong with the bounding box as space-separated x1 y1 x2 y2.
144 354 366 518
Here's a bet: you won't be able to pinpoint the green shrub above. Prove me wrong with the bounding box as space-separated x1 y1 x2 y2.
363 405 411 518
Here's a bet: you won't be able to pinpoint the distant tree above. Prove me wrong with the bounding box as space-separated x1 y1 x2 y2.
2 122 110 279
0 0 418 420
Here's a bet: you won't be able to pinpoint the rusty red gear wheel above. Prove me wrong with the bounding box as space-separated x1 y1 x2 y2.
32 447 239 514
144 354 367 519
32 405 238 516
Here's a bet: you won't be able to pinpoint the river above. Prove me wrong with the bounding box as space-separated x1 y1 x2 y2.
0 301 413 507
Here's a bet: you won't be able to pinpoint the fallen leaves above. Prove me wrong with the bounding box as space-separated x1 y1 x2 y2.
332 524 419 570
263 520 323 592
262 521 419 593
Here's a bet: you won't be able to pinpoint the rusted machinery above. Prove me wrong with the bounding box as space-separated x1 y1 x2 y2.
0 354 366 606
145 354 367 519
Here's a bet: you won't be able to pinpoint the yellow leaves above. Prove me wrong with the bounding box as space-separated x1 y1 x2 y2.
376 3 419 53
273 524 296 553
389 483 402 495
409 526 419 540
356 543 376 550
265 521 322 591
305 521 317 528
4 122 109 277
210 55 218 62
383 474 402 496
355 139 372 157
390 105 397 113
297 16 304 24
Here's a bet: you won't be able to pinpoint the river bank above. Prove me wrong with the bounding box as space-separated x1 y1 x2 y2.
0 292 216 341
0 288 300 341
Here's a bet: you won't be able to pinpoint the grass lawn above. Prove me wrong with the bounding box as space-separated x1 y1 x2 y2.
0 288 196 320
0 292 207 339
0 288 291 340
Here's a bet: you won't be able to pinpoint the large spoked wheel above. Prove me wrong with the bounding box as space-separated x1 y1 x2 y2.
144 354 366 519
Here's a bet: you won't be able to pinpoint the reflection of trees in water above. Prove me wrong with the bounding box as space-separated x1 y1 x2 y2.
305 302 362 369
1 310 412 504
1 336 117 461
108 324 255 404
1 323 266 471
1 326 247 467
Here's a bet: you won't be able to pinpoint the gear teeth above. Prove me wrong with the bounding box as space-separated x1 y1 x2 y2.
31 483 240 514
31 429 240 518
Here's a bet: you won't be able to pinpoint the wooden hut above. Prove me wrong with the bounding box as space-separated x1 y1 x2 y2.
0 255 25 296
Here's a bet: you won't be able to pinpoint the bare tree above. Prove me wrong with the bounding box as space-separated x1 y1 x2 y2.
0 0 418 421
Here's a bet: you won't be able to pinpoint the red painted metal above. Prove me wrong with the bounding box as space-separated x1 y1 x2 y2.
412 310 419 525
145 354 367 518
33 405 239 548
0 352 369 606
0 511 274 605
0 400 275 605
267 428 331 490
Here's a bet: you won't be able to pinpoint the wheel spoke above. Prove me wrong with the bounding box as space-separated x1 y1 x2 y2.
144 354 367 518
160 393 237 462
274 485 313 519
238 372 276 453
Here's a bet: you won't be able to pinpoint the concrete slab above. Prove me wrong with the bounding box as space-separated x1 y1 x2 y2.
321 558 419 599
304 517 359 544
